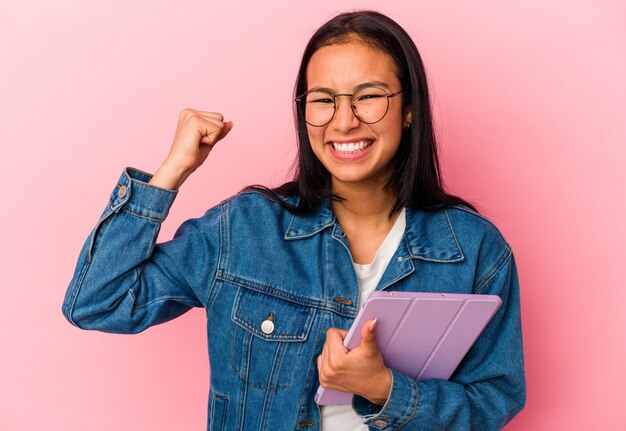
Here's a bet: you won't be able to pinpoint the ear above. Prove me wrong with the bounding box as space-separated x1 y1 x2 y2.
403 106 413 129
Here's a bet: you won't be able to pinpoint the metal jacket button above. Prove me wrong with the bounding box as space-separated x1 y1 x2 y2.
261 319 274 334
118 185 127 198
373 419 388 427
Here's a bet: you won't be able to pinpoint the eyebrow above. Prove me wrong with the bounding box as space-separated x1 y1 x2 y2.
308 81 392 93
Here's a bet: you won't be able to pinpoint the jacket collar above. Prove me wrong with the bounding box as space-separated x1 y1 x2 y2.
284 199 464 263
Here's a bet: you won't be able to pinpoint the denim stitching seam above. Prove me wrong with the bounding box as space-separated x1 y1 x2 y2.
204 204 226 311
393 378 420 429
444 209 465 260
229 336 290 391
65 262 91 327
218 272 357 318
120 206 164 223
475 246 512 294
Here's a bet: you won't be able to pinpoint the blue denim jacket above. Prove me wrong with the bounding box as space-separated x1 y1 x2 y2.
62 167 525 430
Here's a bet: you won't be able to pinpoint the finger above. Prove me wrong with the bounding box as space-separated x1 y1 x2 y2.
317 354 329 386
326 328 349 356
201 118 233 142
326 327 347 342
197 119 227 144
359 318 378 351
318 346 329 384
200 117 226 130
198 111 225 121
216 121 234 141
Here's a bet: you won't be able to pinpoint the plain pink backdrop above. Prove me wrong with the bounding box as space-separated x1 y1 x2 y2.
1 1 625 429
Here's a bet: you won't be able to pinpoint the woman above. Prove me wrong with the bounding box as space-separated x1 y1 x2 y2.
62 10 525 430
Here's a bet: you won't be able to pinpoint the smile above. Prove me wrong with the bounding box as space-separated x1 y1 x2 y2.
331 140 373 153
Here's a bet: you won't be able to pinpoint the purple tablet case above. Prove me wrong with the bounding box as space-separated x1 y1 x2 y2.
315 291 502 405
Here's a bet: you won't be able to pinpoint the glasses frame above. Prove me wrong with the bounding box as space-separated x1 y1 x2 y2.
295 86 404 127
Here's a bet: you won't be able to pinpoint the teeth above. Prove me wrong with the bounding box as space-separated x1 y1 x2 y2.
332 140 372 153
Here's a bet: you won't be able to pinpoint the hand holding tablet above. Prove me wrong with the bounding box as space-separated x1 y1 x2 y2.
315 291 502 405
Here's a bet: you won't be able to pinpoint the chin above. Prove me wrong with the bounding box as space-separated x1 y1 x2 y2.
329 170 382 187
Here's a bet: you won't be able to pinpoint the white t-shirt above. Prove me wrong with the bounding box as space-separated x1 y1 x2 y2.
320 208 407 430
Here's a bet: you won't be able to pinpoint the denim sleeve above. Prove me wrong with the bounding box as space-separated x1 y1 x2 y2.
62 167 220 334
352 249 526 430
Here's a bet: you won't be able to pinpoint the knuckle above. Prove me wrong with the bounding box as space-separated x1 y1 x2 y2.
326 355 340 371
317 367 325 379
179 108 195 119
325 366 337 379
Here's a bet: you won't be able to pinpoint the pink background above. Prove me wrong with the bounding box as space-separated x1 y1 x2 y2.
1 1 625 429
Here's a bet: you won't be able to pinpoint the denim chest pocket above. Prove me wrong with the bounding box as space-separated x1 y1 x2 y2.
230 286 316 390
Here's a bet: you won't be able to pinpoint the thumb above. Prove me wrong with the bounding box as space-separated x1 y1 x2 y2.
217 121 234 141
359 318 378 350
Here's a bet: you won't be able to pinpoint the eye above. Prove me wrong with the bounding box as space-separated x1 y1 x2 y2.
309 97 334 104
355 93 384 102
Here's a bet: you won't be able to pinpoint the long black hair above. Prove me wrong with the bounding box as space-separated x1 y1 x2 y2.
243 10 477 215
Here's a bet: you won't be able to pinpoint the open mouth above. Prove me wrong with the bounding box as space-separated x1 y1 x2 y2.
331 139 374 153
327 139 375 161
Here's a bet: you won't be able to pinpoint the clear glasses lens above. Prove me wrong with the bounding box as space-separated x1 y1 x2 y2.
303 91 336 127
301 86 390 127
351 86 389 123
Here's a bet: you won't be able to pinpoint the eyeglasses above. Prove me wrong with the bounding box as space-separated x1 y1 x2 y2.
295 85 404 127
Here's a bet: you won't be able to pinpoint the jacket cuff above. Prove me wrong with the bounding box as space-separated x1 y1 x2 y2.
109 167 178 222
352 368 419 429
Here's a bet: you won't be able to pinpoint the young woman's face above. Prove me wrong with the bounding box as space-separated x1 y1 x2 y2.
305 41 411 189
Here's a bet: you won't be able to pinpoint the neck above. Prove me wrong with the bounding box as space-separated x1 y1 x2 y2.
330 178 397 230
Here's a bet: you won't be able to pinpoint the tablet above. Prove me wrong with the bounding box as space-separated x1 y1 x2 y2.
315 291 502 405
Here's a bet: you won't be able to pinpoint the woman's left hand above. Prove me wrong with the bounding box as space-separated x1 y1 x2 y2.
316 319 392 405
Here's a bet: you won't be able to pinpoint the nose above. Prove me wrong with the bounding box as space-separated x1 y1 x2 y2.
330 95 360 132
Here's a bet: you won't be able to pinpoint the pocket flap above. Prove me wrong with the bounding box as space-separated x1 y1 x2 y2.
231 287 315 342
